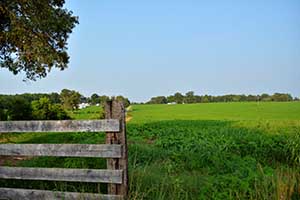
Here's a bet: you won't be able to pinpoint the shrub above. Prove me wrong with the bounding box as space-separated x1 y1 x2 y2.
32 97 70 120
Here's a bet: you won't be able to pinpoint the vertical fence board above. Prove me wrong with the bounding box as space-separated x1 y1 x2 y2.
105 100 128 197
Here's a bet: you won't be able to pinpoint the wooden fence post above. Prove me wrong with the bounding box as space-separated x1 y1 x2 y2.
105 100 128 197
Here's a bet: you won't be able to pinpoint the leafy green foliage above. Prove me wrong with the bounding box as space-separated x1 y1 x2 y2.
147 96 168 104
127 120 300 199
31 97 70 120
115 95 130 108
0 0 78 80
286 131 300 165
60 89 81 110
6 96 32 120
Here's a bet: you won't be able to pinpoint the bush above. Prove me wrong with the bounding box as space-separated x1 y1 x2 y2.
50 104 71 120
32 97 70 120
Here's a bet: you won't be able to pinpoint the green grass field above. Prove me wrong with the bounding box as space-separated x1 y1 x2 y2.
69 105 104 119
130 102 300 123
1 102 300 199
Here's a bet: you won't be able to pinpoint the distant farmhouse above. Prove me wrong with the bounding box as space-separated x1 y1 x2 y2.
78 103 90 109
167 102 177 105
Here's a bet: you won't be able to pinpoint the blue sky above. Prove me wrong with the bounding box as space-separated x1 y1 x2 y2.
0 0 299 102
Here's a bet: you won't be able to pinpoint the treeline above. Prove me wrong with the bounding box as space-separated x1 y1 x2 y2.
147 91 298 104
0 95 69 121
0 89 130 121
86 94 130 108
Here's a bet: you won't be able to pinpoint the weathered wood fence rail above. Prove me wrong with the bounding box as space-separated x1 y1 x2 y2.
0 100 128 200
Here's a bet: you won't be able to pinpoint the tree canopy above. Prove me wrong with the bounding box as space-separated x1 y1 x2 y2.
0 0 78 80
60 89 81 110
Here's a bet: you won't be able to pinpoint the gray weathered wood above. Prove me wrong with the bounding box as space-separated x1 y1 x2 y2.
0 167 123 184
105 100 128 197
0 119 120 133
0 187 123 200
0 144 122 158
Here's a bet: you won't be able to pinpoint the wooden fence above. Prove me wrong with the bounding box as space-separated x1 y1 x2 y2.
0 100 128 200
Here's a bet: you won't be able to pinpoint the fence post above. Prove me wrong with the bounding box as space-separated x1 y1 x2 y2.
105 100 128 197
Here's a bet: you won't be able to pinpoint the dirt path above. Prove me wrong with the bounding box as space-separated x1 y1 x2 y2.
126 116 132 122
0 156 31 166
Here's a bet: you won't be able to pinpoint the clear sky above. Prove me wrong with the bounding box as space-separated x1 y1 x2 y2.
0 0 299 102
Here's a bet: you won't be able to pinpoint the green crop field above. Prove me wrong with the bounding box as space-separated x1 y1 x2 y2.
130 102 300 122
1 102 300 199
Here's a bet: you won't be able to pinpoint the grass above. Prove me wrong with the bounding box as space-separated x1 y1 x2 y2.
69 105 103 119
130 102 300 123
1 102 300 199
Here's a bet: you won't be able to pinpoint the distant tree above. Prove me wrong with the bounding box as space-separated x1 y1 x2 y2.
0 108 6 120
0 0 79 80
7 96 32 120
174 92 184 104
90 93 100 105
232 95 241 102
99 95 110 105
185 91 195 103
115 96 131 107
194 95 202 103
147 96 167 104
167 95 175 103
60 89 81 110
49 93 61 104
146 92 296 104
260 93 271 101
0 95 11 111
32 97 70 120
201 95 210 103
80 95 88 103
0 100 7 120
271 93 293 102
247 95 257 101
31 97 52 120
240 95 247 101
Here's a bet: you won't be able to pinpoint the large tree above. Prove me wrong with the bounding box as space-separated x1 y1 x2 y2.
0 0 78 80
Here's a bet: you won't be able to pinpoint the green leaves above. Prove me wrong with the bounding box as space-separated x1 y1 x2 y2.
31 97 70 120
0 0 78 80
286 130 300 165
126 120 300 199
60 89 81 110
